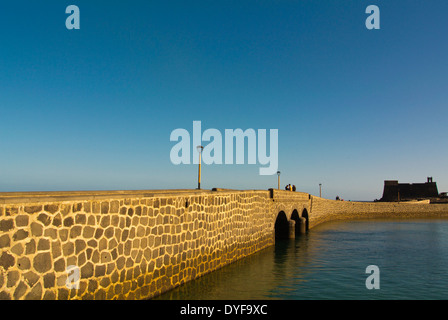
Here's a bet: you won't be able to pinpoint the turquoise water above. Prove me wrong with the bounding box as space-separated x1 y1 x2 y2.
155 219 448 300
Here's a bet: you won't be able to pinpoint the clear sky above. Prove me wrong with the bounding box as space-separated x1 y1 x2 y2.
1 1 447 200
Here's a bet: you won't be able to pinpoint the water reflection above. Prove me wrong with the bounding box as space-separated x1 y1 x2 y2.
155 233 317 300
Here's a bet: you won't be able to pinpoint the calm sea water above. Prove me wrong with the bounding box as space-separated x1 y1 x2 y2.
155 219 448 300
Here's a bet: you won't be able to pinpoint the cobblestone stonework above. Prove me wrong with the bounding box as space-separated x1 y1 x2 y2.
0 191 274 300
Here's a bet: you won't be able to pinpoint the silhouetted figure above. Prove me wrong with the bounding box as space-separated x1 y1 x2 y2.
336 196 340 201
292 185 296 192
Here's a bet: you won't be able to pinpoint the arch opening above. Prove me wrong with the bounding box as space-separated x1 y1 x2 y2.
291 209 303 236
274 211 289 239
302 208 309 231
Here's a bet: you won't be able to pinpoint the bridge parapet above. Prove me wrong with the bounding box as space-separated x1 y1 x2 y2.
269 189 310 202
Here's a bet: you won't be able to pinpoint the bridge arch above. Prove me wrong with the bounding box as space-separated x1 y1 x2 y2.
291 209 301 235
274 211 289 239
301 208 309 231
291 209 308 235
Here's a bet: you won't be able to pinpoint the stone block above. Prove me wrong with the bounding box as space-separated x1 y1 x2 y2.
84 202 92 213
37 239 50 251
0 219 14 232
58 288 70 300
108 238 118 250
25 282 43 300
52 213 62 227
75 214 86 225
33 252 52 273
63 217 74 227
59 229 69 242
54 258 66 272
44 228 58 239
44 204 59 214
87 215 95 225
69 226 82 239
98 238 108 251
6 270 20 288
11 243 24 255
94 228 104 239
60 204 71 216
116 257 125 270
13 281 28 299
101 202 109 214
37 213 51 226
15 215 29 227
110 200 120 213
25 239 36 255
73 203 83 213
92 250 100 264
81 262 94 279
87 239 97 248
83 226 95 238
92 202 101 214
43 291 56 300
75 239 87 254
24 205 42 214
13 229 29 241
110 248 118 261
43 273 55 289
95 264 106 277
94 288 106 300
62 242 74 256
111 215 120 226
23 271 39 288
100 216 110 228
0 235 10 249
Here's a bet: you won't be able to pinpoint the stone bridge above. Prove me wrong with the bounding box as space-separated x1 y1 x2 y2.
1 188 447 300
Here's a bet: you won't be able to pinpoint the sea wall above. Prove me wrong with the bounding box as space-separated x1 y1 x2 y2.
309 196 448 228
0 190 274 300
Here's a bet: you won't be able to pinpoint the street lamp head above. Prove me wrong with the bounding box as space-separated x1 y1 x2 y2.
196 145 204 153
277 171 281 176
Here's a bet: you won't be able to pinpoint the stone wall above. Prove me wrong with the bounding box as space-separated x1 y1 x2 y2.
0 190 274 300
309 196 448 228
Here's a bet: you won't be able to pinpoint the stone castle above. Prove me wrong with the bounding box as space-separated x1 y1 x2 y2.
379 177 447 202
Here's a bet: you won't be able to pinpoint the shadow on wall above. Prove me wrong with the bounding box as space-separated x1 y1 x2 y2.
274 211 289 239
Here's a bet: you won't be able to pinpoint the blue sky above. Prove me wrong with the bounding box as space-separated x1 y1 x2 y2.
1 1 447 200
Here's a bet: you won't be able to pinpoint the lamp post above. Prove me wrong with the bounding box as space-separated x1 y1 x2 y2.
277 171 281 190
197 145 204 189
319 183 322 198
